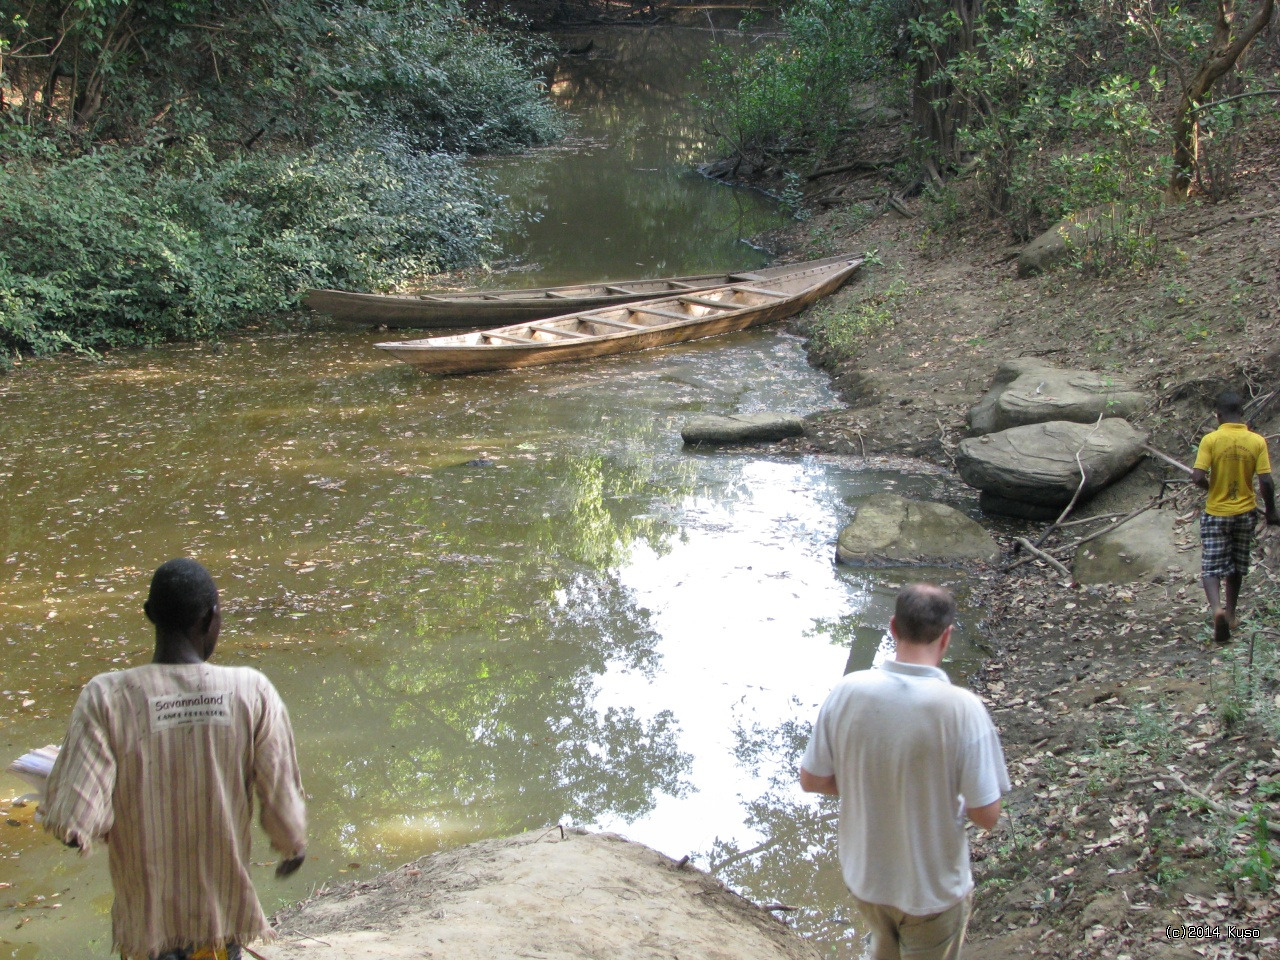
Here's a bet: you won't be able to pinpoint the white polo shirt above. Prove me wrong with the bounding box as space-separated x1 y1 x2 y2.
802 659 1009 915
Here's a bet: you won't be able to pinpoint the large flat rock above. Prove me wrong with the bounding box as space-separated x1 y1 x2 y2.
968 359 1149 435
956 419 1147 507
836 493 999 566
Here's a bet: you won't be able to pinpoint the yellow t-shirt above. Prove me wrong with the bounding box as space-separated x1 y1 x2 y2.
1194 422 1272 516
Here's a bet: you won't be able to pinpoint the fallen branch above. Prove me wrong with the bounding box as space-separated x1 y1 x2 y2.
1032 416 1102 548
1053 501 1159 554
1166 771 1280 838
1056 512 1127 528
1142 443 1194 475
1014 537 1073 580
1172 206 1280 241
806 159 884 181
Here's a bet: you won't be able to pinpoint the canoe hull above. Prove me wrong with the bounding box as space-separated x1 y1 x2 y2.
307 254 860 328
376 256 864 375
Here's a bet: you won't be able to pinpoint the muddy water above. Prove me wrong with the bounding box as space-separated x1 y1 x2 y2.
0 331 980 958
1 23 982 960
475 24 787 285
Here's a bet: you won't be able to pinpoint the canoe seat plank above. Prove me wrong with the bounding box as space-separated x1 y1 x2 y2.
604 285 634 295
728 272 766 281
732 285 790 298
545 291 570 299
665 280 697 289
528 323 591 339
629 306 697 323
588 316 646 331
680 296 736 310
483 331 532 344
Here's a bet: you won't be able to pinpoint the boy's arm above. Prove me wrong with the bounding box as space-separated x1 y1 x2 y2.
1259 474 1279 524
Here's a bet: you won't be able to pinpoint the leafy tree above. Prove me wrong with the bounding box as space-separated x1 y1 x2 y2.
0 1 563 360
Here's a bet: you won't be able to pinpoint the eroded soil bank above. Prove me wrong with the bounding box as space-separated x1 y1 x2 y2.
763 116 1280 958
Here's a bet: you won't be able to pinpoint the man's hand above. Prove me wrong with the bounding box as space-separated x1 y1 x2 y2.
276 854 305 878
1266 510 1280 527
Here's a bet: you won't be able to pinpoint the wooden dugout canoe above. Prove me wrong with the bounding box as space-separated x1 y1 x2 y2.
306 254 859 329
374 255 865 375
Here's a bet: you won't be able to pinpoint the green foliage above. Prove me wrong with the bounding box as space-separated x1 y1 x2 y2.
940 0 1168 236
699 0 909 158
804 264 906 361
0 1 563 359
1224 796 1279 893
0 132 500 359
315 1 562 153
1062 206 1161 277
1 0 561 153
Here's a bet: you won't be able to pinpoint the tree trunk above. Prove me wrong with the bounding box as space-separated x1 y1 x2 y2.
1169 0 1275 197
910 0 983 166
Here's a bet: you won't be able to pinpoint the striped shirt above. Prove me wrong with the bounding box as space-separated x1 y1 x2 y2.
43 663 306 959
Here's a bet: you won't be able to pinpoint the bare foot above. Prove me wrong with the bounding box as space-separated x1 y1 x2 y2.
1213 609 1231 644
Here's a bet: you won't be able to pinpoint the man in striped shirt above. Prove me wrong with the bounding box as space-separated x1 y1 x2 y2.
44 558 307 960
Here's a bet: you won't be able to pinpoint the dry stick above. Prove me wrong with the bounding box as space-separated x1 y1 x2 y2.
1007 498 1161 570
1032 416 1105 550
1165 771 1280 839
1056 512 1127 528
1142 443 1195 476
1210 759 1242 789
1033 465 1088 549
1015 537 1073 579
1053 501 1159 555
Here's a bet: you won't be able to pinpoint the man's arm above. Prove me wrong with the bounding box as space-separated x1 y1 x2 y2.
967 799 1001 831
1191 467 1209 491
799 767 838 795
43 686 116 854
253 685 308 870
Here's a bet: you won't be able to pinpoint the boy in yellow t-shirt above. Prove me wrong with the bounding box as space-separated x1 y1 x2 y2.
1192 391 1279 643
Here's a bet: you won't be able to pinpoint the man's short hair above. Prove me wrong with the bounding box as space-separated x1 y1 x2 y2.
894 583 956 644
145 558 218 632
1216 390 1245 418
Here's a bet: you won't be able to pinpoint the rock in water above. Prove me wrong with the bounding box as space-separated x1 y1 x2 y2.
968 358 1148 435
836 494 999 566
956 419 1147 508
681 413 805 446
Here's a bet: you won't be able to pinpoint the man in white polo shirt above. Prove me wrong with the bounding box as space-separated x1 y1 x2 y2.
800 583 1009 960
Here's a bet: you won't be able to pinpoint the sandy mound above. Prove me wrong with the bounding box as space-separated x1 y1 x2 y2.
268 828 822 960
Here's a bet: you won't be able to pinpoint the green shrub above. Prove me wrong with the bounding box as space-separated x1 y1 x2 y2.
0 132 500 359
699 0 908 159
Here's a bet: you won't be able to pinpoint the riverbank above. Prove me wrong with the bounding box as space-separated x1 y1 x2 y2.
259 184 1280 959
763 131 1280 956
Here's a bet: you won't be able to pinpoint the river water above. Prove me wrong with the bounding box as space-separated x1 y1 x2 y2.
0 23 982 960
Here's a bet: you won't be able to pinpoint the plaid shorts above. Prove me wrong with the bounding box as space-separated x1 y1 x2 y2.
1200 511 1257 578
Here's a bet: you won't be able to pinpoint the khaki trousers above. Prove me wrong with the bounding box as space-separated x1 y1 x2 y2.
851 891 973 960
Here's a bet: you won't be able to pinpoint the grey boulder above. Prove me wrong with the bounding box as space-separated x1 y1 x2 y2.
968 358 1148 435
836 493 999 566
956 419 1147 507
682 413 805 446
